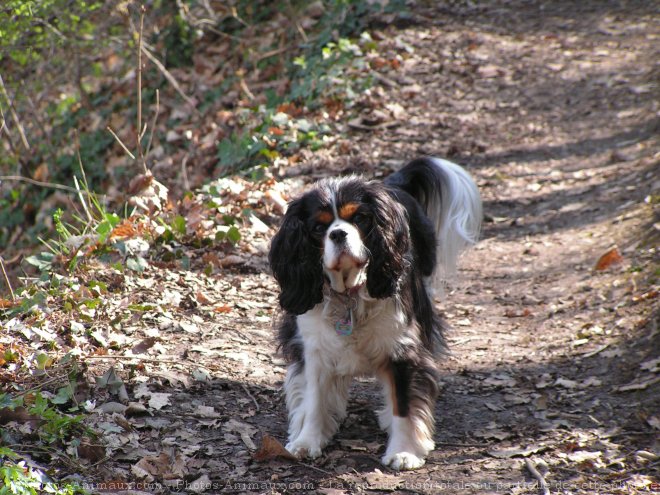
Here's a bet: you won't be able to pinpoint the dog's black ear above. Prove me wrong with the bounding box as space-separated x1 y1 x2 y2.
365 186 411 299
269 199 324 314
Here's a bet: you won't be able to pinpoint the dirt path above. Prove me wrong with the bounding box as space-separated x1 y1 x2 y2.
81 1 658 493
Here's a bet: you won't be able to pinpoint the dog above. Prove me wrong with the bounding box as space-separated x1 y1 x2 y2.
268 157 482 470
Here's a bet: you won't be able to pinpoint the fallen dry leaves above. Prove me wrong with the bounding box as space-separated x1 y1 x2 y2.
253 434 297 462
594 246 624 271
1 2 658 493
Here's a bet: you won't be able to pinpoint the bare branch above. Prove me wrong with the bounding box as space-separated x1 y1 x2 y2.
106 126 136 160
140 44 197 110
73 176 94 225
0 74 30 151
0 175 78 194
0 255 15 302
136 5 147 173
144 89 160 159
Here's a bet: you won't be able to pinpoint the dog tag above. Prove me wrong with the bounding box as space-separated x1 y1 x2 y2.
335 308 354 336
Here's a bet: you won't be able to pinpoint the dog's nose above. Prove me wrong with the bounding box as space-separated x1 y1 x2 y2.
329 229 347 243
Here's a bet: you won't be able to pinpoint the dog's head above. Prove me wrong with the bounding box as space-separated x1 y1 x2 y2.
268 177 411 314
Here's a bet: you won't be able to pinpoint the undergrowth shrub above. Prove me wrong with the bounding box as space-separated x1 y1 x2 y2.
0 0 406 251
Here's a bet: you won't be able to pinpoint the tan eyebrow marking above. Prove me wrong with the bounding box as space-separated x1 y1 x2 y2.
338 202 360 220
316 211 333 224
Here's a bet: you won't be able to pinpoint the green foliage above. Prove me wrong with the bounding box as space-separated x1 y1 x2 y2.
215 224 242 245
29 393 86 444
0 372 88 495
289 36 370 106
210 0 404 174
0 0 407 252
215 108 331 176
55 130 115 190
160 10 195 68
95 211 121 244
24 252 55 275
0 284 48 319
0 0 124 252
217 132 267 175
171 215 187 236
0 452 88 495
327 0 407 37
125 256 148 273
0 0 103 66
287 0 406 104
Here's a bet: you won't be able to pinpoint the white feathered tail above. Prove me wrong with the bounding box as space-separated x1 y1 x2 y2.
385 157 482 291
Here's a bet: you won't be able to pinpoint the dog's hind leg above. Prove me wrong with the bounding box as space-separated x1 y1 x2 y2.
378 356 439 470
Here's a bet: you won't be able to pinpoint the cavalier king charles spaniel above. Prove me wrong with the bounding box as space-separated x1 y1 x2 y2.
269 157 482 470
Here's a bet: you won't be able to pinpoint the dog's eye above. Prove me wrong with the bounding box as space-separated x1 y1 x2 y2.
352 212 370 226
312 222 328 234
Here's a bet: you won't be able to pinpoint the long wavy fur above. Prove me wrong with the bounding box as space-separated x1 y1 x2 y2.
268 157 482 470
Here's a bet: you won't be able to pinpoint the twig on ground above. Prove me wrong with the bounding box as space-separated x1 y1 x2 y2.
1 253 22 265
299 462 333 475
581 343 610 358
180 153 190 191
436 441 489 448
0 255 15 301
285 0 307 42
228 328 255 345
195 21 243 41
525 458 550 495
371 71 398 88
82 355 179 364
625 459 660 475
174 0 243 42
606 431 652 438
239 77 255 101
254 46 290 62
14 376 65 399
241 384 260 412
230 6 249 28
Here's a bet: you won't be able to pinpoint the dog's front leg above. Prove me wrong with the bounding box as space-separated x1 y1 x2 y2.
284 356 348 459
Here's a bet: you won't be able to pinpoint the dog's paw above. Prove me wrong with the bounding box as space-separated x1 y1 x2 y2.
285 438 323 459
382 451 426 471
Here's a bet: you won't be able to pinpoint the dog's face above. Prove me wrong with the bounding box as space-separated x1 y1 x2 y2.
269 177 411 315
316 193 373 294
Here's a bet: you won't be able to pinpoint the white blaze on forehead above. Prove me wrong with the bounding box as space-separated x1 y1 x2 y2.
330 190 339 218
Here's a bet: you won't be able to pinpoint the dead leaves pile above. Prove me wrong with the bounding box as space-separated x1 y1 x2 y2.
0 171 294 484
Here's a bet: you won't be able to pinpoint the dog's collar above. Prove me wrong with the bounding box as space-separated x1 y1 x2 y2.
326 284 364 336
327 283 364 299
345 284 364 297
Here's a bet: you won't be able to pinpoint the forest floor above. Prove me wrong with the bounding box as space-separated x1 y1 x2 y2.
2 1 659 494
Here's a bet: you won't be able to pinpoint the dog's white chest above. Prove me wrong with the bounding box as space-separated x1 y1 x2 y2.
297 297 407 377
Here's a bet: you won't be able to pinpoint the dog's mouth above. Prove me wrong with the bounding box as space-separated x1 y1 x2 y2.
328 251 367 271
324 252 367 293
